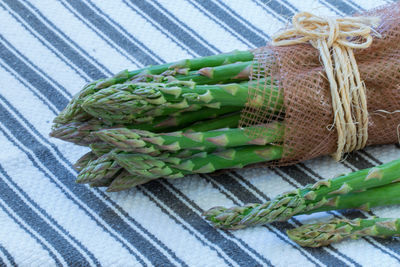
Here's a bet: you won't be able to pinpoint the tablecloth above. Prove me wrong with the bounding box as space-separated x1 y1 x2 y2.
0 0 399 266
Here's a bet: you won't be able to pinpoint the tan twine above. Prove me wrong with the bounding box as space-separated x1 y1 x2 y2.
272 12 380 161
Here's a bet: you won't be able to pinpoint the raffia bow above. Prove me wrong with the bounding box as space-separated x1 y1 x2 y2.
272 12 380 161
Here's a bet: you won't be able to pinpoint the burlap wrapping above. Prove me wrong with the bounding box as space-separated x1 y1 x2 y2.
240 2 400 164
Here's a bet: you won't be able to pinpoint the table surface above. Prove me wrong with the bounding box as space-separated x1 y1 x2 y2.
0 0 399 266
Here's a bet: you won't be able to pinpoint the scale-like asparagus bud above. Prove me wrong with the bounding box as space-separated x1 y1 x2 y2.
53 50 253 124
287 218 400 247
50 107 241 145
82 76 257 124
106 171 152 192
115 145 283 180
77 152 121 184
74 152 97 171
95 122 283 154
204 158 400 229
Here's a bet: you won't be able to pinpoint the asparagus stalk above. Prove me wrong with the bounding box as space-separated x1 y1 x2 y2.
287 217 400 247
74 152 96 171
204 158 400 229
77 152 121 183
53 50 253 124
114 145 283 180
94 122 284 153
50 107 241 145
95 50 254 89
82 67 257 124
106 171 152 192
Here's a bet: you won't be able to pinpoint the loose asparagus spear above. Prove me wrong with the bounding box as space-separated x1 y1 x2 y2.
114 145 283 180
204 158 400 229
287 217 400 247
94 122 284 153
50 106 241 145
53 50 254 124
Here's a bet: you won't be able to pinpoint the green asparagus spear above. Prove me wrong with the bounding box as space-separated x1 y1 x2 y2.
74 152 97 171
53 50 253 124
82 69 257 124
204 158 400 229
94 122 283 153
106 171 152 192
114 145 283 180
287 217 400 247
50 107 241 145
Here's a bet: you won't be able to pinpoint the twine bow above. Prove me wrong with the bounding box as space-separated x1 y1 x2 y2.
272 12 380 161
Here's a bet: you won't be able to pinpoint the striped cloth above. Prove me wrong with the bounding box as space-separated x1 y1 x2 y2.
0 0 399 266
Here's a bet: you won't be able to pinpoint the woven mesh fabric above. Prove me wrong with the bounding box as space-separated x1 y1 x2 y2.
241 2 400 164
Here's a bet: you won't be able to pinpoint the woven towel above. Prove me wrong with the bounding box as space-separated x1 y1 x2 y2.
0 0 399 266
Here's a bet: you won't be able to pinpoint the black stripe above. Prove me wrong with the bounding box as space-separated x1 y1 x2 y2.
0 165 92 266
0 244 16 267
64 0 162 65
137 188 233 267
2 0 105 80
0 3 88 82
0 165 101 267
204 172 352 266
207 0 270 40
54 0 141 67
0 62 58 115
188 0 268 47
0 33 72 98
322 0 357 14
0 38 68 111
21 0 113 76
121 0 196 57
0 98 176 267
126 0 217 56
140 180 267 266
0 202 63 266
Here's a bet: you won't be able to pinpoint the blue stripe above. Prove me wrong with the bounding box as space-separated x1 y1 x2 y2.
0 202 63 266
21 0 113 76
253 0 294 22
160 180 274 266
0 37 68 111
0 2 90 82
144 0 219 54
2 0 106 80
0 33 72 99
0 96 176 266
184 0 254 47
125 0 217 56
203 173 347 266
64 0 163 65
140 181 267 266
0 165 93 266
121 0 197 57
190 0 268 47
0 244 17 267
210 0 270 40
0 165 101 266
54 0 141 67
0 61 59 115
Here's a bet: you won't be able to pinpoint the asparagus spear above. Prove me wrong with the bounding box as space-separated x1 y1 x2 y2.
74 151 96 171
106 171 152 192
94 122 283 153
77 152 121 183
114 145 283 180
82 66 256 124
204 158 400 229
53 50 253 124
50 107 241 145
287 217 400 247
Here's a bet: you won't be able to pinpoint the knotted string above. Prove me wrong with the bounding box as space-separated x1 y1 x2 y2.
272 12 380 161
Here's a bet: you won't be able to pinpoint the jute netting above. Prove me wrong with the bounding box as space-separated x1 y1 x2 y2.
240 2 400 164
